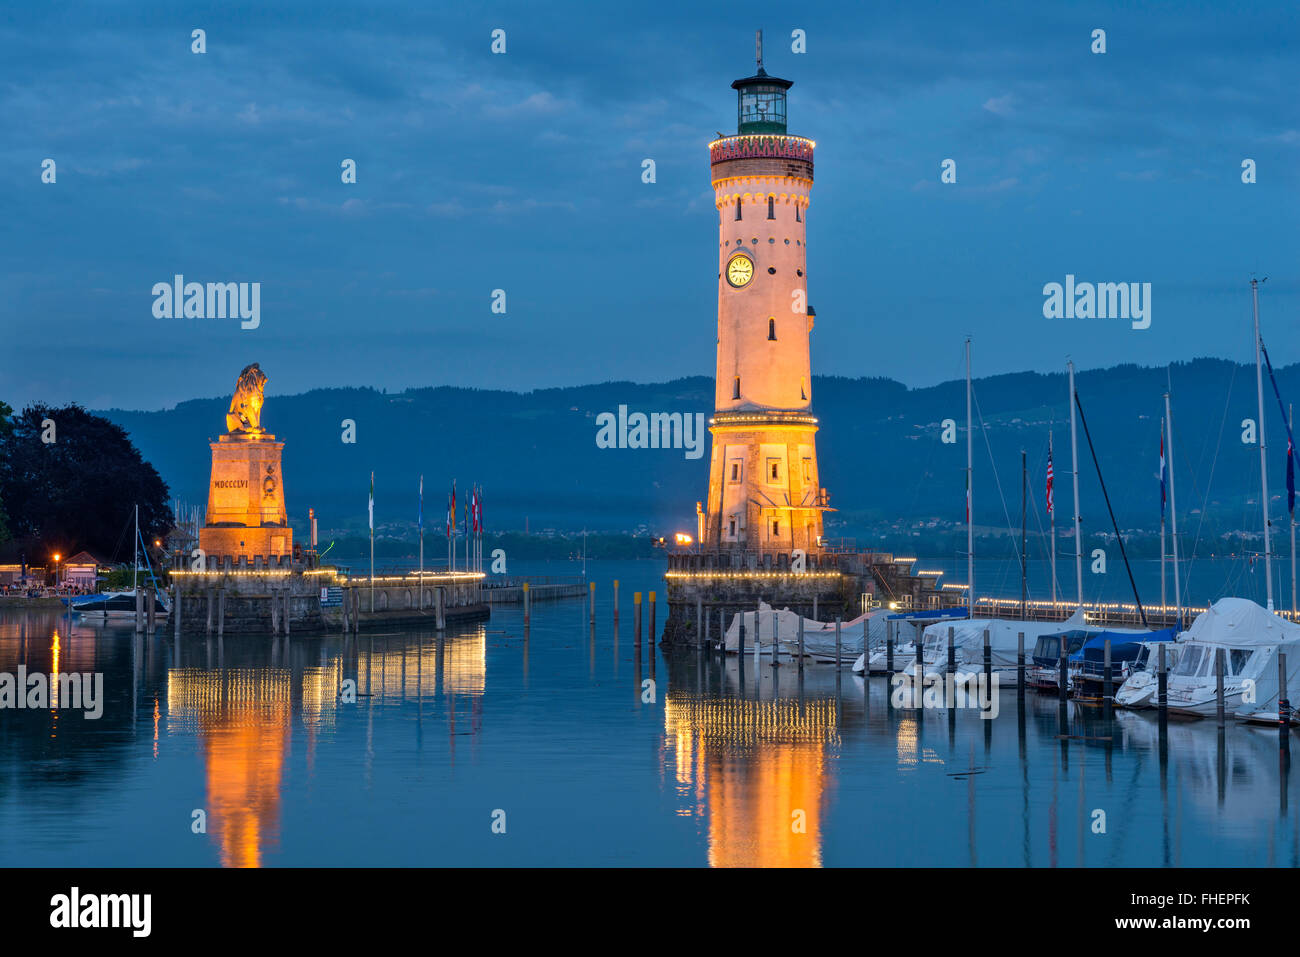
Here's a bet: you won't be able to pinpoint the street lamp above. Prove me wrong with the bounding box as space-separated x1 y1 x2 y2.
52 553 61 591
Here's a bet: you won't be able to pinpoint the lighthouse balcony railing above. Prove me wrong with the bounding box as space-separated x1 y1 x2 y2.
709 134 815 165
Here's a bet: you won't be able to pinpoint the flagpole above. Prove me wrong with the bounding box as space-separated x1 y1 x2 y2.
369 470 375 614
1160 415 1167 614
1049 431 1057 607
1292 403 1296 618
1165 392 1181 628
1068 360 1084 612
966 337 974 618
1252 278 1274 611
419 474 424 614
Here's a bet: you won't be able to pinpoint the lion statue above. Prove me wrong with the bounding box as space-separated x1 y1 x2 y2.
225 362 268 433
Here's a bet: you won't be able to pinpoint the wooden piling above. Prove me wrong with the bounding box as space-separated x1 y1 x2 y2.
589 581 596 624
1157 642 1168 721
947 626 956 676
283 590 290 638
633 592 642 645
206 588 214 635
217 588 226 639
1103 638 1113 701
1017 632 1025 701
797 614 805 674
983 628 991 690
1215 647 1225 729
271 592 281 635
173 584 181 639
1058 633 1068 704
1279 652 1291 729
696 597 703 646
648 591 657 648
135 588 144 634
523 581 531 627
835 617 842 672
613 580 619 621
738 616 746 660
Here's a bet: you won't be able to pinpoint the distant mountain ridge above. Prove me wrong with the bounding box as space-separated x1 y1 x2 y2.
96 358 1300 542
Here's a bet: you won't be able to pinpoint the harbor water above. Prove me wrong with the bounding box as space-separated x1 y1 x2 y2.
1 559 1296 867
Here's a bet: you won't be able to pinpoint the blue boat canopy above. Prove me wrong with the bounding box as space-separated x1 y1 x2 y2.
886 607 967 621
1074 628 1177 663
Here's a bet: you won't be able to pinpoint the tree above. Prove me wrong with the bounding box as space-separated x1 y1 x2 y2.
0 404 170 561
0 400 12 545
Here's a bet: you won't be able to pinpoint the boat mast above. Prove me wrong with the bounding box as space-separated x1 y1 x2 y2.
1252 278 1274 611
1165 392 1182 628
966 337 974 618
1068 361 1083 612
1292 403 1297 618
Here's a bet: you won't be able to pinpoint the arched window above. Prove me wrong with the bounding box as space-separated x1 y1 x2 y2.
733 376 741 399
735 198 742 221
795 204 801 223
767 196 775 219
768 318 776 340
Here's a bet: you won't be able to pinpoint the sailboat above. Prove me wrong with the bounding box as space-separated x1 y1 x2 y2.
73 505 170 622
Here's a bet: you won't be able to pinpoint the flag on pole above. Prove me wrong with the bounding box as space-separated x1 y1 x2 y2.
1159 431 1167 519
446 494 452 538
1045 446 1055 516
368 472 374 531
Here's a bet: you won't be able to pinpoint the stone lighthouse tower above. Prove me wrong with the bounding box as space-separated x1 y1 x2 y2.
704 33 827 555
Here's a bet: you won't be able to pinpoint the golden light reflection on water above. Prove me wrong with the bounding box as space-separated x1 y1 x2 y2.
664 693 839 867
163 629 488 867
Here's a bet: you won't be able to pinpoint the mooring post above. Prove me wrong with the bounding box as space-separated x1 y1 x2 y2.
135 588 144 634
1215 647 1226 729
341 585 349 632
697 597 703 646
173 583 181 639
1279 652 1291 730
271 592 280 635
1103 638 1113 703
797 614 805 674
146 587 156 633
738 616 746 660
589 581 596 624
983 628 992 691
523 581 531 628
1157 642 1168 724
283 590 290 639
812 595 818 621
719 608 726 654
1017 632 1025 702
648 591 657 649
634 592 642 646
217 588 225 639
1058 633 1068 704
947 626 956 677
835 617 842 672
613 579 619 622
206 588 214 635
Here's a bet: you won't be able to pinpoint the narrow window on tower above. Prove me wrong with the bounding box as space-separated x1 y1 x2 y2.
730 462 740 482
767 196 775 219
733 376 741 400
801 378 807 401
768 317 776 340
735 198 742 221
772 520 780 536
795 203 801 223
728 518 737 537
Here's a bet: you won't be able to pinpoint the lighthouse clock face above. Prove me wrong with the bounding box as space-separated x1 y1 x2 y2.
726 254 754 288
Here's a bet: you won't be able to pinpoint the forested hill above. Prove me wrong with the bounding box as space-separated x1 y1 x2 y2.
98 357 1298 540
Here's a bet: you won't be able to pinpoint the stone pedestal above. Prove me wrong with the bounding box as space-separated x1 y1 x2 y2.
198 431 292 564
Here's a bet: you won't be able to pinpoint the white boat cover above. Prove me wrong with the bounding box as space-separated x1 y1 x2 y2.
1181 596 1300 647
915 609 1092 673
723 602 888 658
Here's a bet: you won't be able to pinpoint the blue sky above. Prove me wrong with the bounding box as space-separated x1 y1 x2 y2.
2 0 1297 410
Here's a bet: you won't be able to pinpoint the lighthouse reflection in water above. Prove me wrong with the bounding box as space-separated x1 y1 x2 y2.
2 559 1299 868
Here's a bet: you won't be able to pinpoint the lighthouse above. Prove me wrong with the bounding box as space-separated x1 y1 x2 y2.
704 32 827 555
